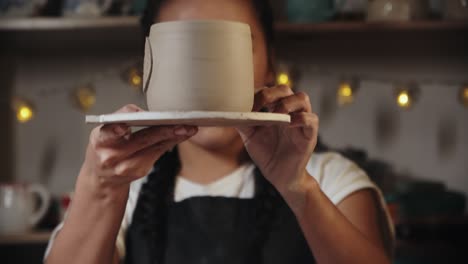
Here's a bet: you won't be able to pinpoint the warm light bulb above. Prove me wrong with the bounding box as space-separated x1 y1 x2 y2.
72 85 96 112
17 105 34 123
129 69 142 88
278 73 289 85
397 90 411 109
337 82 355 106
340 86 352 97
12 97 35 123
127 68 143 89
131 75 142 87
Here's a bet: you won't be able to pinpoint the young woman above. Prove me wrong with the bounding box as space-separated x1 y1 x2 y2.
45 0 393 263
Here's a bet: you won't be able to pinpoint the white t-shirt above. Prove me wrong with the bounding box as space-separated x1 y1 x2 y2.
44 151 392 260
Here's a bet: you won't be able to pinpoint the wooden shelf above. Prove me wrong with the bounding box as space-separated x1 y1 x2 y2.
0 16 139 31
275 20 468 33
1 17 466 57
1 16 467 32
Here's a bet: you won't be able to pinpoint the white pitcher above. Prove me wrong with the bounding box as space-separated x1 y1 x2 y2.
0 183 51 235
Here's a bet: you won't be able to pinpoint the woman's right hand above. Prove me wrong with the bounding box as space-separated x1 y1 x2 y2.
80 104 198 195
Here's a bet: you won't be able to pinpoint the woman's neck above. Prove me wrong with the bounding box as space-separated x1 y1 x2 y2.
177 138 248 185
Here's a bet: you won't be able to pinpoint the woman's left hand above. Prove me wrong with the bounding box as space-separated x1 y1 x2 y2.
237 85 319 198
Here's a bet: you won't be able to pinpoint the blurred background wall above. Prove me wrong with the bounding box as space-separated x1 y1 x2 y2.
9 53 468 199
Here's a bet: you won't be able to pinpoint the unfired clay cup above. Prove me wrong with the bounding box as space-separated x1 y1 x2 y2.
143 20 254 112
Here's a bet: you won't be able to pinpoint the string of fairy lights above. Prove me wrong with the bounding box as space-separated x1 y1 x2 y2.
7 63 468 124
276 68 468 110
335 79 467 109
9 59 144 123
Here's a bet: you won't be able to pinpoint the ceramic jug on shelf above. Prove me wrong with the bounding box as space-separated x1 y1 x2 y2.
0 183 51 235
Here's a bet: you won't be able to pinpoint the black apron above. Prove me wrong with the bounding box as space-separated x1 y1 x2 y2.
125 172 316 264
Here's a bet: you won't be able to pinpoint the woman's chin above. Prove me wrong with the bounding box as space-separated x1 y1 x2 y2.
186 127 242 150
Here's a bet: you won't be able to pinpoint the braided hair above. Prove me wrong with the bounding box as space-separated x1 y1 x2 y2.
131 1 310 263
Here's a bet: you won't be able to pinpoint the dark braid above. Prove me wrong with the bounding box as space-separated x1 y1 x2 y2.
134 1 279 263
251 168 280 263
130 149 180 264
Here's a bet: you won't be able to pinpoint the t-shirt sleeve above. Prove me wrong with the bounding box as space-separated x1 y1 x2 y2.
306 152 377 205
43 177 145 262
43 220 64 261
116 176 145 259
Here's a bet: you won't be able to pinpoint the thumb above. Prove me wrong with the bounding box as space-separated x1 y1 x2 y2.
95 104 143 146
95 124 131 147
235 126 256 145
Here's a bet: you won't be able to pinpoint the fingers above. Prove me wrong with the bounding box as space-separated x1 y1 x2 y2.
115 104 145 113
253 85 294 111
121 125 197 156
290 112 319 139
91 104 144 148
91 127 196 186
86 104 197 188
92 124 131 148
96 125 197 169
273 92 312 114
253 86 312 115
113 136 188 181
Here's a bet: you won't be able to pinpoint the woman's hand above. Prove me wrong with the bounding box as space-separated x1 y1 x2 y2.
48 104 198 264
80 104 198 195
237 85 319 208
